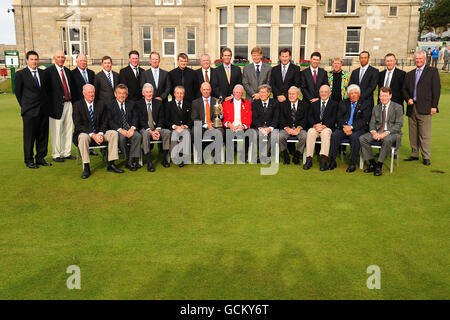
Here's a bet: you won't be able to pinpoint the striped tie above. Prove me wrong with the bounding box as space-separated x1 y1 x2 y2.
120 103 130 130
291 103 296 121
82 70 89 84
89 105 96 133
107 72 113 88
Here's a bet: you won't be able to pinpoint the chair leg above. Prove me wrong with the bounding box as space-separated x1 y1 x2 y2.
275 142 279 164
303 152 306 164
359 155 364 169
390 147 394 173
340 146 344 161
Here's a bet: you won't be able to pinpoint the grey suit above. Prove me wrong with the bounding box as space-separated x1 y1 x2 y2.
242 62 271 102
94 70 119 102
360 101 403 163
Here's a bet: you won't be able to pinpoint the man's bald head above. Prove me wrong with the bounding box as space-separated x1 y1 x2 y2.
76 54 88 70
54 50 66 67
200 82 212 98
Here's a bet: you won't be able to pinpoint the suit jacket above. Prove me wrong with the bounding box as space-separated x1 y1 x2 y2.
44 64 75 119
195 68 218 98
279 99 308 129
242 63 272 100
336 99 371 132
300 67 329 102
72 99 108 146
349 65 379 107
222 98 252 129
191 96 218 126
328 70 351 100
136 98 165 130
119 65 145 101
165 100 193 128
251 98 279 129
139 67 171 102
71 67 95 103
94 70 119 103
14 67 47 117
107 99 139 131
212 64 242 98
169 67 199 104
369 101 403 148
269 62 301 100
308 99 338 129
377 68 406 107
402 65 441 115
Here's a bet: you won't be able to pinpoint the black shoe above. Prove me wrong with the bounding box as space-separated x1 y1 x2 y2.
63 155 76 160
346 164 356 173
178 162 184 168
303 157 312 170
423 159 431 166
162 159 170 168
81 164 91 179
26 162 38 169
374 166 383 176
329 158 337 170
293 151 301 165
404 156 419 161
89 150 98 156
53 157 64 162
319 155 328 171
107 163 124 173
36 159 52 166
364 163 376 173
282 150 290 165
147 160 155 172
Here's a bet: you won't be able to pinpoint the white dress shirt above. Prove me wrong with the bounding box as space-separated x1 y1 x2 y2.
172 100 187 129
28 66 41 87
116 100 136 131
371 101 391 134
232 99 242 127
254 62 262 73
281 62 290 75
383 67 395 87
103 69 114 88
85 99 104 137
202 68 211 82
203 96 212 128
130 64 139 77
260 99 274 131
55 64 71 95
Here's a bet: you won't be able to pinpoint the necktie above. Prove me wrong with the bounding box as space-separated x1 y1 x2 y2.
225 65 230 84
282 65 287 81
177 101 182 112
256 64 260 81
60 68 70 101
181 69 185 86
147 102 155 130
153 69 159 89
320 101 326 120
205 99 212 126
378 105 387 134
88 105 96 133
359 68 366 84
313 70 317 84
107 72 113 88
32 71 40 88
263 102 267 113
134 67 139 78
204 69 210 83
384 71 391 87
414 68 422 100
120 103 130 130
82 70 88 84
291 103 296 122
348 102 356 126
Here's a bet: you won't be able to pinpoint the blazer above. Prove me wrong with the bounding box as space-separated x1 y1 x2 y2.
242 62 272 100
14 67 47 117
169 67 199 104
212 64 242 99
191 96 218 126
136 98 165 131
336 99 371 132
222 98 252 129
377 68 406 107
107 99 139 131
269 62 301 100
195 67 218 98
94 70 119 103
308 99 338 129
328 70 351 100
369 101 403 148
72 99 108 146
44 64 75 119
119 65 145 101
251 98 279 129
71 67 95 103
402 65 441 115
165 100 193 128
349 65 379 107
300 67 329 102
279 99 308 129
139 67 171 102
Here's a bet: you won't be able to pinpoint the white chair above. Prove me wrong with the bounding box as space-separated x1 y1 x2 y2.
359 143 398 173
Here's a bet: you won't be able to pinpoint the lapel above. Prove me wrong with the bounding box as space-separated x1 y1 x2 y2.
249 63 258 83
52 66 64 92
25 68 39 89
417 65 429 85
284 64 294 83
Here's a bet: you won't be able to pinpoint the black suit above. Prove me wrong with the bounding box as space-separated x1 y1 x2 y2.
279 100 308 129
212 64 242 98
300 67 329 103
119 65 145 101
44 64 75 119
71 67 95 103
14 67 49 164
195 68 218 98
251 99 279 129
165 100 193 128
349 65 379 108
308 99 338 129
269 63 301 100
139 67 171 102
377 68 406 108
169 67 199 104
72 99 108 146
94 70 119 102
136 98 165 131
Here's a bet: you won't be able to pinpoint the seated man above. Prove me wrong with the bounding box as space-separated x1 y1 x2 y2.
329 84 371 172
72 84 124 179
360 86 403 176
278 86 308 165
165 85 192 167
304 84 338 171
136 83 171 171
107 84 142 171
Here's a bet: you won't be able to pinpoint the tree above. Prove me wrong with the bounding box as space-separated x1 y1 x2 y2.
419 0 450 34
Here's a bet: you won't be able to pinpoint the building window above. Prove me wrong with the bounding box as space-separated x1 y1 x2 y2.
142 26 152 56
82 27 88 55
234 7 249 60
327 0 332 13
61 27 68 55
300 8 308 60
219 8 227 54
187 27 196 56
389 6 398 17
345 27 361 57
61 0 86 5
256 7 271 60
327 0 356 14
163 0 174 5
61 26 88 56
279 7 294 54
162 27 176 57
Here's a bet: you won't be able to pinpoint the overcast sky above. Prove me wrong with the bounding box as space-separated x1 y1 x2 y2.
0 0 16 45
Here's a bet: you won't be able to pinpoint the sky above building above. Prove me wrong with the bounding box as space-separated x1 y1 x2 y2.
0 0 16 45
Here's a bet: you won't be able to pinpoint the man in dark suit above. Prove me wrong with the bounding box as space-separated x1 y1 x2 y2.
94 56 119 102
349 51 379 108
14 50 51 168
137 83 171 171
107 84 142 171
278 86 308 165
212 47 242 101
139 51 171 104
329 84 371 172
360 87 403 176
269 47 301 104
377 53 406 108
169 53 199 104
165 86 193 167
71 53 95 103
304 85 338 171
402 50 441 165
300 52 328 104
195 54 218 99
119 50 145 101
45 50 76 162
242 46 272 102
72 84 124 179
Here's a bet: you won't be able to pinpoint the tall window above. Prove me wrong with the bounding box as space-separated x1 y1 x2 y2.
61 27 68 55
327 0 356 14
300 8 308 60
219 8 227 54
256 7 271 60
279 7 294 54
187 27 196 56
82 27 88 55
162 27 176 57
345 27 361 57
234 7 249 60
61 27 89 56
142 26 152 56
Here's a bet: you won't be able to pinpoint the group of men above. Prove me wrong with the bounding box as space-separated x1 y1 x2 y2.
14 45 441 178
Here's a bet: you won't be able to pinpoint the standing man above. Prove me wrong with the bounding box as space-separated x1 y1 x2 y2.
243 46 272 102
431 46 440 68
119 50 145 101
139 52 171 104
442 45 450 72
71 53 95 103
94 56 119 102
169 53 199 104
14 50 51 168
402 50 441 165
328 57 351 103
213 48 242 101
349 51 379 109
195 54 217 98
378 53 406 109
270 48 301 104
45 50 75 162
300 52 328 104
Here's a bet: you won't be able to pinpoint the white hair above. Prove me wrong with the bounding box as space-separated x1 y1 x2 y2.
142 83 154 91
233 84 244 92
347 84 361 94
82 83 95 91
319 84 331 92
415 50 426 58
288 86 300 95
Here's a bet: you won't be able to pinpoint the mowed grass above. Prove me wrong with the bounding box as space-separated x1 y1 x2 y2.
0 78 449 300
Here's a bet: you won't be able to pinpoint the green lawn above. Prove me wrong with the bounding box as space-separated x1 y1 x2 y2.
0 82 448 299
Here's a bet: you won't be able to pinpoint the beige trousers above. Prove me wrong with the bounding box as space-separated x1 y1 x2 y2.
78 130 119 164
408 105 432 160
306 127 332 157
50 101 73 158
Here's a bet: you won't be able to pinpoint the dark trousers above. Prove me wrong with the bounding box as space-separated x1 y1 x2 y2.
330 129 365 164
22 111 49 163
